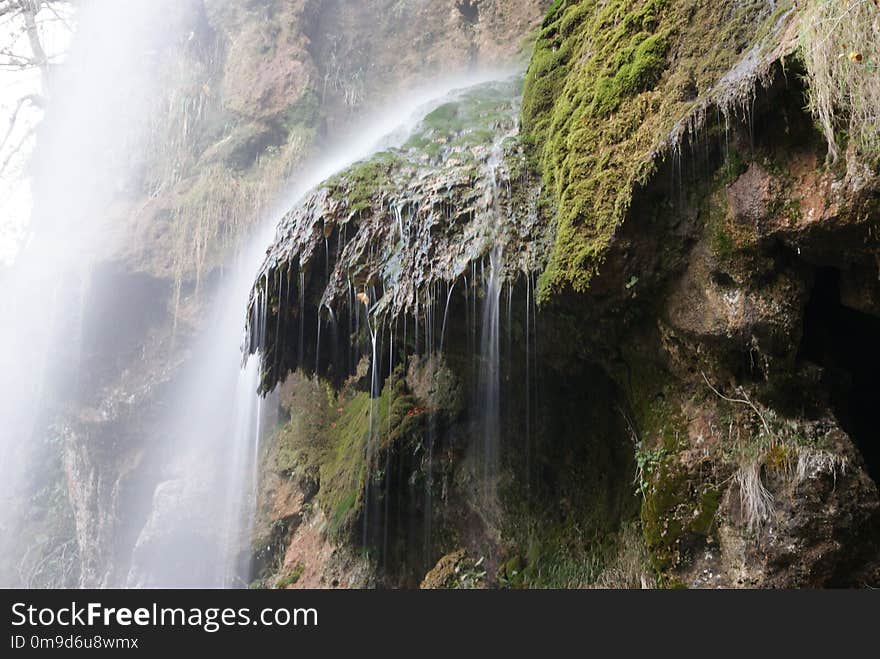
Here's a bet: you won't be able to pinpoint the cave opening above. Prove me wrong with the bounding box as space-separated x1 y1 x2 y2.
800 267 880 483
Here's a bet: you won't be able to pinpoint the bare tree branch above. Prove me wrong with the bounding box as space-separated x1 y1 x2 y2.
0 3 21 20
41 0 71 32
0 1 73 72
0 120 36 178
0 0 73 186
20 3 47 67
0 92 42 152
0 50 39 66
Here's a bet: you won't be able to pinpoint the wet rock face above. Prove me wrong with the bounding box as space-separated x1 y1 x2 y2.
126 480 221 588
637 396 879 588
39 0 880 589
601 74 880 586
246 78 550 391
236 1 879 589
27 1 547 588
244 75 643 587
740 428 878 588
121 0 550 284
310 0 548 126
245 57 880 588
504 0 879 586
664 240 810 376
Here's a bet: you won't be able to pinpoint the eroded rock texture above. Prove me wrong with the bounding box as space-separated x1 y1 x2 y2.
10 0 549 588
249 1 880 588
12 0 879 589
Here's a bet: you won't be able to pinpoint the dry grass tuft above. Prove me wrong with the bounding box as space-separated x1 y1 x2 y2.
593 522 655 589
795 447 848 484
801 0 880 162
735 461 774 532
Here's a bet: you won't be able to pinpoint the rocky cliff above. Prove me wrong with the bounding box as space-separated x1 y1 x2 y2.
10 0 878 589
247 0 880 588
9 0 550 588
517 0 880 587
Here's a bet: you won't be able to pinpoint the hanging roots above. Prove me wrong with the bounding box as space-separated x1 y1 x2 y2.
735 461 774 531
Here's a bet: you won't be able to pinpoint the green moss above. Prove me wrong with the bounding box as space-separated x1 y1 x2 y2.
319 391 372 536
624 353 687 451
592 30 671 116
418 84 519 144
423 102 465 132
767 187 803 227
328 156 400 214
498 555 525 587
275 562 305 589
282 89 323 136
691 486 721 536
640 456 687 569
706 186 735 260
402 134 439 156
273 374 333 482
273 369 425 540
522 0 794 300
503 521 645 589
519 543 606 588
712 225 735 260
323 78 522 216
722 148 748 185
701 170 758 265
639 456 719 573
621 353 724 575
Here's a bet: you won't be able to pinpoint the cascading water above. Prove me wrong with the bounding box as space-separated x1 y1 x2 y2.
0 0 202 587
476 131 513 497
478 246 503 492
124 229 275 587
237 76 545 581
125 71 520 587
0 0 519 588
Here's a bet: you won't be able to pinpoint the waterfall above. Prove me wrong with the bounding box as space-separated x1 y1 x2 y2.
0 0 516 587
0 0 201 588
124 71 519 587
478 247 503 493
225 68 561 582
125 222 277 587
477 129 512 496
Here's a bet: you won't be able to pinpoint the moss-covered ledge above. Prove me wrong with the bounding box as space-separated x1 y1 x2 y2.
522 0 798 300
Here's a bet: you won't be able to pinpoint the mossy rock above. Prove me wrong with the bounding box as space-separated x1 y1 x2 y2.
275 562 305 589
498 555 527 588
640 454 721 572
522 0 795 300
271 369 429 542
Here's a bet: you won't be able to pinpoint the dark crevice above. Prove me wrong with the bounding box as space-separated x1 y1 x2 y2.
800 267 880 483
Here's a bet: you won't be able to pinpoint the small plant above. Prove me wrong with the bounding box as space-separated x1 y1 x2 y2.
634 444 667 497
593 521 654 589
454 556 487 589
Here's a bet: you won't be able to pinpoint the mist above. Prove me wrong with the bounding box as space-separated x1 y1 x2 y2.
0 0 198 586
0 0 521 588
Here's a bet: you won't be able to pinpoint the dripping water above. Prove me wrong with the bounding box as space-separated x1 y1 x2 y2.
478 246 503 496
130 71 522 587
